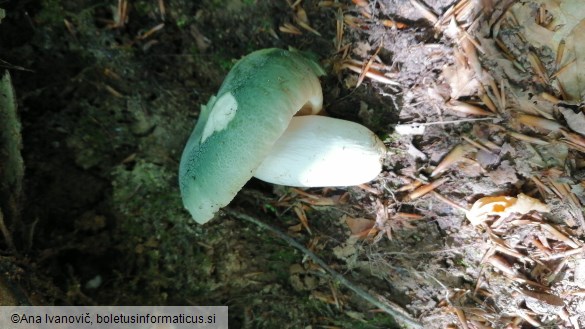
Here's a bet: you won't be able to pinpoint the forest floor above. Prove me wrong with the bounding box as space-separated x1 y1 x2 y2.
0 0 584 328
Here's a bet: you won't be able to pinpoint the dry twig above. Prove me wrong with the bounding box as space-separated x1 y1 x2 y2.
225 209 423 329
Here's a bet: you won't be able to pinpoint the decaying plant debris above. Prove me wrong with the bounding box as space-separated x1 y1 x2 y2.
0 0 583 328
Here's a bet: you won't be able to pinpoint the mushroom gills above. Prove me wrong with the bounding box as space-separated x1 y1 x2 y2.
254 115 386 187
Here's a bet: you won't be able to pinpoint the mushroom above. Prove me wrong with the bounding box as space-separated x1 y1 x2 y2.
179 48 386 224
254 115 386 187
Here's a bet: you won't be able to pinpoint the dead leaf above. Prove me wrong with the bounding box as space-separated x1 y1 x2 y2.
466 193 550 225
407 143 428 160
486 160 519 185
441 61 481 99
344 215 375 236
476 149 500 167
521 290 564 307
512 0 585 100
559 107 585 135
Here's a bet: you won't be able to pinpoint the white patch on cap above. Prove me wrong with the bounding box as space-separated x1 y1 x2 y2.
200 92 238 144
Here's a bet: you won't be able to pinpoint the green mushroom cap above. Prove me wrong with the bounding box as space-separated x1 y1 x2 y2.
179 48 325 224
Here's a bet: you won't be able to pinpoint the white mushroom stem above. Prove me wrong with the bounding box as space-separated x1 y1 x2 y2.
254 115 386 187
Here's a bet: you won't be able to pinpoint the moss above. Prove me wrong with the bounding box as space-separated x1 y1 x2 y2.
36 0 66 25
266 246 300 282
242 295 333 328
63 100 129 169
109 161 217 302
214 55 236 72
0 72 23 199
176 16 190 29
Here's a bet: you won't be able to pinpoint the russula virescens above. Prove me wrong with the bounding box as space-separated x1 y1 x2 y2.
179 48 386 224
